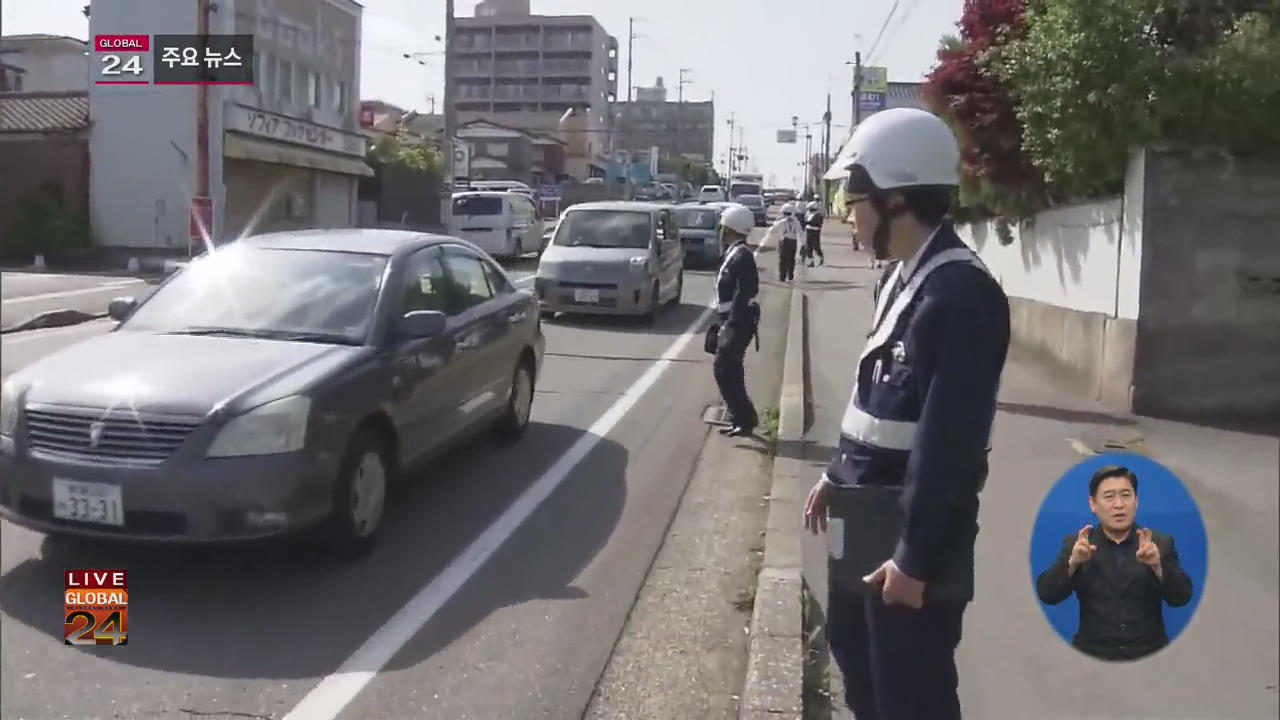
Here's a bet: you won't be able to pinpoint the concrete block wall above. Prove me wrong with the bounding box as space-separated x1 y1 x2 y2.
958 194 1136 408
958 147 1280 423
1132 147 1280 422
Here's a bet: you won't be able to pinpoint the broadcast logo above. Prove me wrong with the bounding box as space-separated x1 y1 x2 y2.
64 569 128 646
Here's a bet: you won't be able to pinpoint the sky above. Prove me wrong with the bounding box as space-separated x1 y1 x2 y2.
3 0 965 189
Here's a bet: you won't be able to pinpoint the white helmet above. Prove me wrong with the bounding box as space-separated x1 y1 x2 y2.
720 204 755 236
840 108 960 189
806 201 819 211
782 201 799 216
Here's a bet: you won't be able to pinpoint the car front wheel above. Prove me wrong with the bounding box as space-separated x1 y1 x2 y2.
323 428 390 560
495 361 535 440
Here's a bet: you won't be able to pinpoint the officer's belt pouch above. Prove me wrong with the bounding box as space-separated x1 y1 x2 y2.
826 484 975 604
704 323 719 354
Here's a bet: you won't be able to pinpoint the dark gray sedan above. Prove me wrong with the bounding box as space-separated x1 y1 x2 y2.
0 229 544 558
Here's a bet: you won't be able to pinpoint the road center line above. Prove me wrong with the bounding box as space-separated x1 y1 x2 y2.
282 234 769 720
1 280 146 305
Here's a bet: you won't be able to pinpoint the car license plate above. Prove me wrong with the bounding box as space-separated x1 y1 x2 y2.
52 478 124 526
574 289 600 303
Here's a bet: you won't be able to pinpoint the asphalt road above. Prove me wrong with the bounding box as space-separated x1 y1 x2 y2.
0 241 780 720
0 272 155 330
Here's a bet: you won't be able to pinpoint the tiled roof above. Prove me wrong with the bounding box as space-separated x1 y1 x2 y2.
0 91 89 132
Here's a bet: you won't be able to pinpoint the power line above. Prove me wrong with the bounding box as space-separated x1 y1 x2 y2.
864 0 902 65
868 0 924 65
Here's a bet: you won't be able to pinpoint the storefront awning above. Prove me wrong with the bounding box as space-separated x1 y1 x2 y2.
224 133 374 177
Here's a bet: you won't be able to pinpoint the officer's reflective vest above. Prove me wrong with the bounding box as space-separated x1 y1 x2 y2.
714 241 754 316
830 245 997 484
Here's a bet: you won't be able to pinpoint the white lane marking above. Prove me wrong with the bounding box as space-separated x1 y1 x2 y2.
282 234 771 720
1 280 145 305
2 320 114 345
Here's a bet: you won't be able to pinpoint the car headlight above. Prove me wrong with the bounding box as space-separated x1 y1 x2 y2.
206 395 311 458
629 256 650 274
0 380 21 439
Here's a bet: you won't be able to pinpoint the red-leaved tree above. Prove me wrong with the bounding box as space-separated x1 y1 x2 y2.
924 0 1045 220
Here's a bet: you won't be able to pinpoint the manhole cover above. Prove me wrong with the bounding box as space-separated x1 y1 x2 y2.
702 404 733 426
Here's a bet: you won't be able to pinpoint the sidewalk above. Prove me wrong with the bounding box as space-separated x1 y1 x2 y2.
797 223 1279 719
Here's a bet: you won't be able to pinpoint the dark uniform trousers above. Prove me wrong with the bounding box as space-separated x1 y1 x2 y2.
779 237 798 281
829 593 966 720
713 319 757 430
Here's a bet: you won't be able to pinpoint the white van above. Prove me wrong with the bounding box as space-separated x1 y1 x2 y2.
448 191 544 259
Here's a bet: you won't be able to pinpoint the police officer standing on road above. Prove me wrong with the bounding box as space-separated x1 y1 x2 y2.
711 205 761 438
765 201 803 282
803 200 826 266
802 108 1011 720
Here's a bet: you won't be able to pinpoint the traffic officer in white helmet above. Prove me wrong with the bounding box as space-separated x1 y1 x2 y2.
764 201 803 282
801 107 1011 720
709 204 761 438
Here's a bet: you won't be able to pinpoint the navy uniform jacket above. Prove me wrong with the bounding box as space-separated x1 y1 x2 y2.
715 240 759 328
804 210 825 235
825 224 1010 587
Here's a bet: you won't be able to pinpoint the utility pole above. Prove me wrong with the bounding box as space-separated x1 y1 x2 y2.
626 17 636 103
726 113 735 180
194 0 211 252
851 50 863 128
804 126 812 197
823 91 832 208
444 0 456 185
677 67 691 161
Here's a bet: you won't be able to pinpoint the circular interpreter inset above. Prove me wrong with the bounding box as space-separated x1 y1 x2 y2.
1028 453 1207 662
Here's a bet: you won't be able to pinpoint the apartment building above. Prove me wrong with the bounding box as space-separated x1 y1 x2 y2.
451 2 618 180
88 0 370 258
614 77 715 165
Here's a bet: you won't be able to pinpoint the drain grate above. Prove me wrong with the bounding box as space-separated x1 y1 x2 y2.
702 404 733 426
1067 433 1149 457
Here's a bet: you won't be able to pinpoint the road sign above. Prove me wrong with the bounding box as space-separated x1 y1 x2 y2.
777 129 797 144
189 196 212 240
860 66 888 94
858 91 887 113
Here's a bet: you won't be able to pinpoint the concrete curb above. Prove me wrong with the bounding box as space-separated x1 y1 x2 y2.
739 285 808 720
0 309 108 335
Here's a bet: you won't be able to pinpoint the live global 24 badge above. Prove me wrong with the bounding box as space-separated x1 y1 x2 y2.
64 569 128 646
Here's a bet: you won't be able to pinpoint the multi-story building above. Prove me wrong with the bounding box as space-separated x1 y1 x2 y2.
0 34 88 93
88 0 370 260
614 77 715 165
450 0 618 181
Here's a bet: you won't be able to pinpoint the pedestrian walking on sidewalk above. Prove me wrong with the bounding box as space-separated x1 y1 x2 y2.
802 107 1011 720
764 201 803 282
803 201 826 266
711 204 761 438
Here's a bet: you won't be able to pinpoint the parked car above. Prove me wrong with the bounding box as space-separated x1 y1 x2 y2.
534 202 685 323
674 203 725 268
0 230 545 558
448 191 543 259
737 194 769 226
698 185 727 203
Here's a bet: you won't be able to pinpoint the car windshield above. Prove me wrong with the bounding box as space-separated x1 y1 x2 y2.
453 195 503 216
738 195 764 208
554 210 651 249
675 208 719 229
730 183 761 197
120 243 388 344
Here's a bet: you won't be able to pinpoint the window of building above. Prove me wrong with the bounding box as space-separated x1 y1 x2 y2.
279 59 294 102
487 141 509 157
332 80 346 112
307 71 322 108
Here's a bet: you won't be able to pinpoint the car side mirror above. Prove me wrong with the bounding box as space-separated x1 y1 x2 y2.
107 297 137 322
397 310 447 339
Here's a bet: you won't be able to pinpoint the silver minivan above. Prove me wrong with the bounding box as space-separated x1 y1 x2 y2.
447 191 543 259
534 202 685 322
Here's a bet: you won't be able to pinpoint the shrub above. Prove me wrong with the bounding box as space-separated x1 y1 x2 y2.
3 191 95 263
